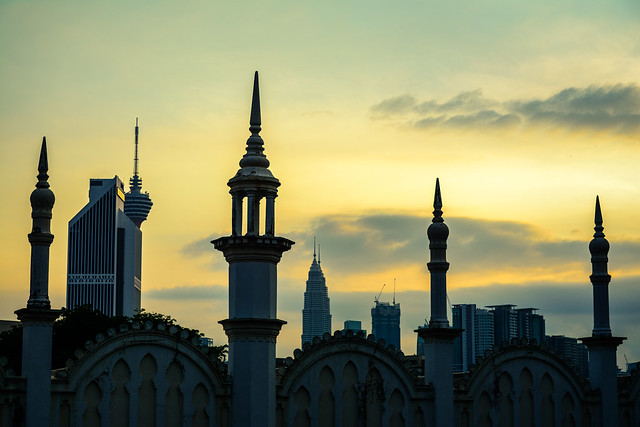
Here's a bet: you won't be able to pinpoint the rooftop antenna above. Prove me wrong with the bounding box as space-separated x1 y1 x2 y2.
313 236 316 260
393 278 396 305
318 243 321 264
133 117 139 178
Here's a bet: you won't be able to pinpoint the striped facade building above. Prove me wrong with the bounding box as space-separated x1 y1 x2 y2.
66 177 143 316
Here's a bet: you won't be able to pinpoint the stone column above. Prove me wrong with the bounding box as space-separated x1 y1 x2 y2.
580 196 625 426
15 138 61 427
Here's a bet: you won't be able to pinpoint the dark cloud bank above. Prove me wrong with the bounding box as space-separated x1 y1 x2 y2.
179 213 640 278
370 84 640 135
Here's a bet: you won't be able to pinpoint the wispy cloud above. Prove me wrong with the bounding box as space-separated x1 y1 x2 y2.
370 84 640 135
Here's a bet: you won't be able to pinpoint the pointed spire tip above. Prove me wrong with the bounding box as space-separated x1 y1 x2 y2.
38 136 48 173
433 178 442 210
250 71 261 128
594 195 603 226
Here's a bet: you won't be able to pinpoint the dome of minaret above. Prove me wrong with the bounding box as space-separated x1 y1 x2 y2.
124 118 153 228
229 71 280 186
30 137 55 214
589 195 610 258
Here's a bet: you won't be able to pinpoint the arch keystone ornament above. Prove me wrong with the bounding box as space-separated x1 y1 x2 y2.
212 72 294 427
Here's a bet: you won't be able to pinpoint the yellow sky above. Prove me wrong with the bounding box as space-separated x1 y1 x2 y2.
1 0 640 363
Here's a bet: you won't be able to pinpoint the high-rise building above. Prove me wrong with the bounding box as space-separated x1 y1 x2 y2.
301 243 331 345
452 304 476 372
371 300 401 350
517 307 545 344
343 320 366 336
488 304 518 345
546 335 589 378
474 307 494 358
66 121 152 317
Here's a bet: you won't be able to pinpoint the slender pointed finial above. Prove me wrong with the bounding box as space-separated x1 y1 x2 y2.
36 137 50 189
239 71 270 168
589 195 609 258
594 195 604 236
250 71 261 133
313 236 317 260
318 243 321 263
432 178 443 223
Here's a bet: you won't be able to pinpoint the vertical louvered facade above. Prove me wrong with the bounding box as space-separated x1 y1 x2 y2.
67 177 142 317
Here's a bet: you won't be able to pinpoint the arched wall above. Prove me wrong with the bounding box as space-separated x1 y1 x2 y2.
278 332 431 427
51 322 228 427
460 343 589 427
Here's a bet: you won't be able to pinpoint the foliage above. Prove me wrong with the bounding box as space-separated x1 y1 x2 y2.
0 325 22 374
0 306 225 372
52 305 128 369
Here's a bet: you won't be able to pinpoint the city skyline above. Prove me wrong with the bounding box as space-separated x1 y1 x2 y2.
1 1 639 365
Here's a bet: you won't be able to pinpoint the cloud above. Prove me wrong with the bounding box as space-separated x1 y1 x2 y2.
283 213 640 284
180 235 218 257
370 84 640 135
145 284 227 300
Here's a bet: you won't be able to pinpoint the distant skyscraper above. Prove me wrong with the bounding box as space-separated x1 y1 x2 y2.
488 304 518 345
452 304 476 372
516 307 545 344
546 335 589 378
343 320 366 336
474 307 494 357
66 120 152 317
301 242 331 345
371 299 401 350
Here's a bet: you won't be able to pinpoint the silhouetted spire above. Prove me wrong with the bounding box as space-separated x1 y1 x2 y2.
427 178 449 327
26 137 55 308
250 71 261 132
239 71 270 169
37 137 49 188
589 195 609 263
433 177 443 221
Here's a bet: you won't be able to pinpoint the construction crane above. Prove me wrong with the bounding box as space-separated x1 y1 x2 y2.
374 283 385 304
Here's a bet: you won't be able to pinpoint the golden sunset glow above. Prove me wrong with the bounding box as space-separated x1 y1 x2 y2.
1 0 639 363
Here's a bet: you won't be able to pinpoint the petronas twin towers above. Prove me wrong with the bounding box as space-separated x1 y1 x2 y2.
301 243 331 345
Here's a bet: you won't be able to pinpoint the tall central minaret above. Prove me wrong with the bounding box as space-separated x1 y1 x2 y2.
416 179 462 427
124 118 153 228
213 72 294 427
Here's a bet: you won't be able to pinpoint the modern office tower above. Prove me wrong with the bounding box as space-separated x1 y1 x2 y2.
67 177 141 316
301 243 331 345
474 307 494 357
67 121 152 317
546 335 589 378
371 300 401 349
452 304 476 372
488 304 518 345
517 307 545 344
343 320 366 335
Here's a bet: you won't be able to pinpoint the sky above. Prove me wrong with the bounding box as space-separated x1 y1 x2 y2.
1 0 639 366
